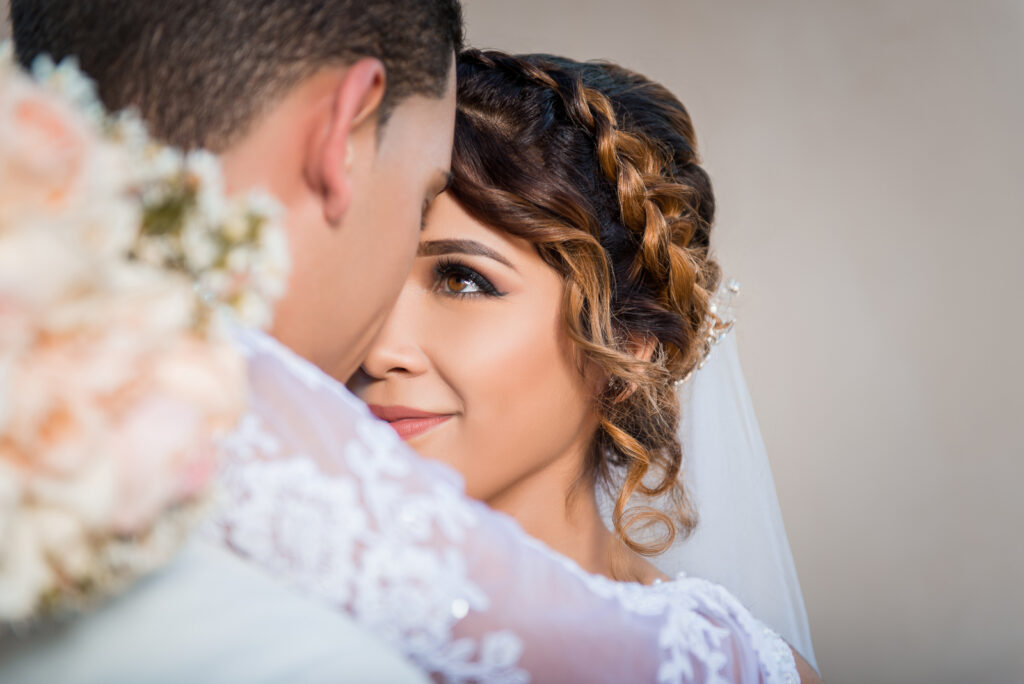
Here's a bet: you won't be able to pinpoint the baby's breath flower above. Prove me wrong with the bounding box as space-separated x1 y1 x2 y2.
197 269 234 302
180 220 220 272
225 244 253 274
186 150 226 223
233 290 274 330
223 213 250 243
245 189 285 222
29 54 105 129
143 146 186 183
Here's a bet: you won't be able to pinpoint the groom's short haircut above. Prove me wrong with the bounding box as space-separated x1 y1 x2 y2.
10 0 464 150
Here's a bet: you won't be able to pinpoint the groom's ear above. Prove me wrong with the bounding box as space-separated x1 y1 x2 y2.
309 58 387 227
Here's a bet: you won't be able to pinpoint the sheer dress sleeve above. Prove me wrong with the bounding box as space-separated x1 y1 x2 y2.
204 329 799 684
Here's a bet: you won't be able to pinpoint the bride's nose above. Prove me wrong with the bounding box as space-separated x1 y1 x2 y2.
360 297 430 380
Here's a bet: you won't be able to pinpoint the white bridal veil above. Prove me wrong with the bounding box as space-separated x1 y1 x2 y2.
658 329 817 667
598 286 817 668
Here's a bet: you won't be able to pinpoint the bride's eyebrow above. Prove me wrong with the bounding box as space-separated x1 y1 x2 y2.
417 239 516 271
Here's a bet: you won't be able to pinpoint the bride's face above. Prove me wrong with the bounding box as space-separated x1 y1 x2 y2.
349 194 600 501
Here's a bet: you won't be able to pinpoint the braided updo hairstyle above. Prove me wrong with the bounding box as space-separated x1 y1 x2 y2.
450 50 721 555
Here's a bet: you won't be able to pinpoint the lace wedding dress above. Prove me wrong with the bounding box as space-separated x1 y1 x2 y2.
203 327 799 683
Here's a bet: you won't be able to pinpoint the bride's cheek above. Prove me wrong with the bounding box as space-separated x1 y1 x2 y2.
449 313 528 435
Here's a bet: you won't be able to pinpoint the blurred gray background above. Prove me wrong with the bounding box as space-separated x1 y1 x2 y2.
4 2 1022 682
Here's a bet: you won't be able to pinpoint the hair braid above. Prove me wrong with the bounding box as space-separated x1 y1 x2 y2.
451 50 722 555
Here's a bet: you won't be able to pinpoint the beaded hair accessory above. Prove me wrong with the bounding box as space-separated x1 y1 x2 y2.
676 278 741 386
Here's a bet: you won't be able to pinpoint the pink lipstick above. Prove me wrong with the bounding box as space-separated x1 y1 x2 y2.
369 405 453 441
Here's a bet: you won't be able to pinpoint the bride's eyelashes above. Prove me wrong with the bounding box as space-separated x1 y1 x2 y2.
432 258 507 298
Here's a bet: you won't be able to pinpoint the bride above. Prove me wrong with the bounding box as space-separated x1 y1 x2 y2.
350 49 819 675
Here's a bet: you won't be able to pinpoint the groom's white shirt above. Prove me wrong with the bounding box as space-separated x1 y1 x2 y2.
0 538 426 684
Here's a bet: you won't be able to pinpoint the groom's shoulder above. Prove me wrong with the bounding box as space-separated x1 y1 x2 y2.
0 539 426 684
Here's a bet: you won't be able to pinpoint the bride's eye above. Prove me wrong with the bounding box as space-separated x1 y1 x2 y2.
433 259 503 298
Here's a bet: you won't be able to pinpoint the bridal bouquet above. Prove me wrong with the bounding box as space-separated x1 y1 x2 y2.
0 45 289 626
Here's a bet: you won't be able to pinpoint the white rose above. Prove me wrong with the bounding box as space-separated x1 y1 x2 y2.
0 225 94 311
0 509 55 622
69 145 140 259
0 373 9 436
0 349 18 435
0 459 24 550
29 457 118 530
27 506 94 581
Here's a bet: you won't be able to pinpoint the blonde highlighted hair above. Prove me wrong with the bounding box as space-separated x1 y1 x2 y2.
451 50 721 555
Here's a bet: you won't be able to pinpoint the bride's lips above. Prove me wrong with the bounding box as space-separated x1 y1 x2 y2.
368 405 454 440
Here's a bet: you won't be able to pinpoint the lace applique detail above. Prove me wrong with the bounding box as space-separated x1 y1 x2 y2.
514 535 799 683
759 625 801 684
573 574 746 684
654 576 798 684
208 404 527 682
573 573 736 684
206 328 802 684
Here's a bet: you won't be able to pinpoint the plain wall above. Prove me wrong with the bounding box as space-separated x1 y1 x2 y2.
3 2 1022 682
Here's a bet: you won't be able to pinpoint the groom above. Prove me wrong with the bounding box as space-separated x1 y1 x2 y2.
10 0 461 378
2 1 460 682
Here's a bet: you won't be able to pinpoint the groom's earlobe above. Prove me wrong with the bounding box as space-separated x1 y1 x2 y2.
314 58 387 227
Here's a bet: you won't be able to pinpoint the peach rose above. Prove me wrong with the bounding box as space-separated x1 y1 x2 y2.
103 334 244 532
0 73 91 224
0 67 137 260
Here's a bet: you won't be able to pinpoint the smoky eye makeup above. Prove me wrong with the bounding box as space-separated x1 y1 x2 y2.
431 258 507 298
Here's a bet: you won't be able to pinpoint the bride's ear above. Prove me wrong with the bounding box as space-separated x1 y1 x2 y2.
627 335 657 364
591 335 658 401
308 58 387 227
612 336 659 401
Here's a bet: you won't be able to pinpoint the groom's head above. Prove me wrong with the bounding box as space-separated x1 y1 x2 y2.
12 0 463 377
